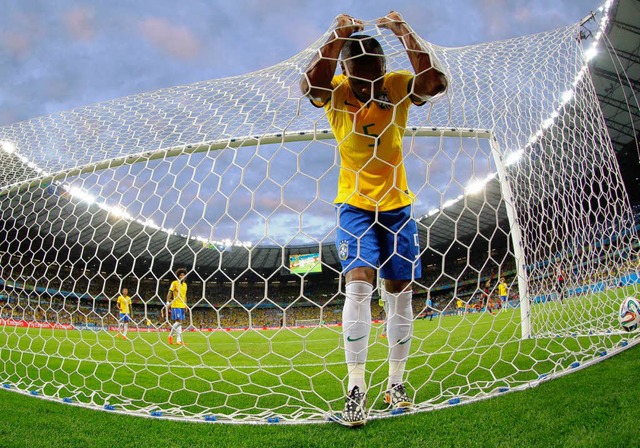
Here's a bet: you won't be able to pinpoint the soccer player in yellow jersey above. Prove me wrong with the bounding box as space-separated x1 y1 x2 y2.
498 277 508 310
166 268 188 346
116 287 132 340
301 11 447 426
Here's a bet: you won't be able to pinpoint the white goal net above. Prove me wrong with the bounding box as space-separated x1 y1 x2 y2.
0 2 638 424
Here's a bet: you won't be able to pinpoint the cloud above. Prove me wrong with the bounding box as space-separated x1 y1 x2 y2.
138 17 201 60
3 31 32 59
64 6 96 42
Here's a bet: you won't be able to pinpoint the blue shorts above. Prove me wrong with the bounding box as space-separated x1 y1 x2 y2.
171 308 185 322
335 204 421 280
119 313 131 323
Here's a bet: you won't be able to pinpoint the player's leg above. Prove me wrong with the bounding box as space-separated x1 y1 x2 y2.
117 314 124 338
381 280 413 409
168 308 177 345
336 204 377 425
122 314 129 339
341 270 373 426
175 309 186 345
379 206 420 409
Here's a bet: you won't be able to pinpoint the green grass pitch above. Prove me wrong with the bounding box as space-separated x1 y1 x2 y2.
0 286 633 427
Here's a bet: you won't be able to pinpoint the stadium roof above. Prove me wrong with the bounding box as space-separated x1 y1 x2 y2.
0 177 508 277
590 0 640 153
0 1 637 278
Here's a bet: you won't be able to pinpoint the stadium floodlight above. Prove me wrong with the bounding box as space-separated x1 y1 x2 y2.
561 90 574 104
585 45 598 61
0 141 15 154
505 150 523 167
107 205 132 220
442 199 457 209
65 185 96 205
466 179 487 195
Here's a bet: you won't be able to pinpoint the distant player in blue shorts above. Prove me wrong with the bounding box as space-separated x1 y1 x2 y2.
425 297 434 321
498 277 508 309
301 11 448 425
165 268 188 346
116 287 132 340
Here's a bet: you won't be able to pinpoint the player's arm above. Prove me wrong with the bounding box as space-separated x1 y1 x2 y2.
377 11 448 101
165 289 174 317
300 14 363 105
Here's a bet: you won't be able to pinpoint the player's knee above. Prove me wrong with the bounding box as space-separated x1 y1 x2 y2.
384 280 411 294
345 267 375 285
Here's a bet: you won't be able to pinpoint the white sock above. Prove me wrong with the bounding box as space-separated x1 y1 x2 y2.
386 290 413 388
177 324 183 343
343 281 373 392
346 363 366 394
388 361 407 389
170 321 179 337
123 323 128 336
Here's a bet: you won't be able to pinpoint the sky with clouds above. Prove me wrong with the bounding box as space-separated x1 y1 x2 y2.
0 0 603 126
0 0 606 246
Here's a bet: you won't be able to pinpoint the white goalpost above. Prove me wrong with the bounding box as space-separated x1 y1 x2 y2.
0 1 638 424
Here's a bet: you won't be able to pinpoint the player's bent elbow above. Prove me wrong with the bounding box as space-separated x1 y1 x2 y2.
434 73 449 95
414 72 448 100
300 77 312 97
424 73 448 97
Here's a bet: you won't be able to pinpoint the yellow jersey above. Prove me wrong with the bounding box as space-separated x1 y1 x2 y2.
498 282 507 296
316 71 418 211
117 295 132 314
456 299 463 309
169 280 187 308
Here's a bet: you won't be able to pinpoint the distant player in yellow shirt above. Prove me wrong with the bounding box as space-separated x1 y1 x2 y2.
498 277 508 310
301 11 447 426
166 268 188 346
116 287 132 340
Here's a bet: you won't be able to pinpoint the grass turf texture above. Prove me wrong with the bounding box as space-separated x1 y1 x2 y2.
0 342 637 448
0 287 633 422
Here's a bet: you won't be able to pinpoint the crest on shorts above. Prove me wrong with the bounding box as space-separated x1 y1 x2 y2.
338 240 349 261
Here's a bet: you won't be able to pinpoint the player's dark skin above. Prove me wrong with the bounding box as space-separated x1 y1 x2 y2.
301 12 447 293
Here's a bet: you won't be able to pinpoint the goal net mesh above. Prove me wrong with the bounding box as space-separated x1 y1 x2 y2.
0 4 638 423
